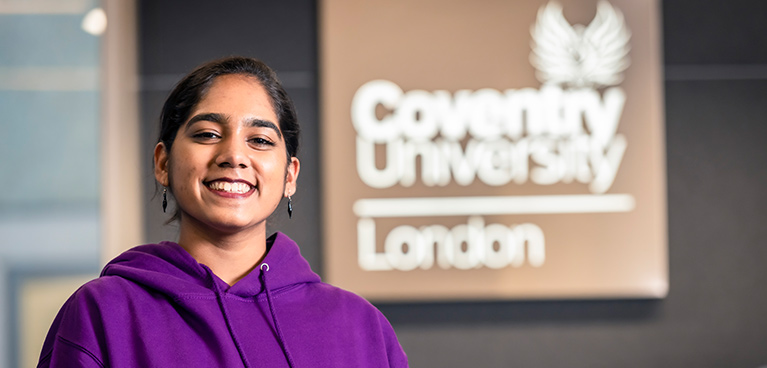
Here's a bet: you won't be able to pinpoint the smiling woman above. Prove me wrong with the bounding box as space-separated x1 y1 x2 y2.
155 73 299 285
37 57 408 368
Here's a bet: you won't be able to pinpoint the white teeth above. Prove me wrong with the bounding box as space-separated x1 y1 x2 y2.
208 181 251 194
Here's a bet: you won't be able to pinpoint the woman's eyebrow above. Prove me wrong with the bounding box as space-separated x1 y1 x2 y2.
247 118 282 139
186 112 227 128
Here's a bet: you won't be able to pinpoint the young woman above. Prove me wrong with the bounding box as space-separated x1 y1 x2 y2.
38 57 408 368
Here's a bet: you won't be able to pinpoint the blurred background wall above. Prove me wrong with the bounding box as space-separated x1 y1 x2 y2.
1 0 766 367
0 1 105 367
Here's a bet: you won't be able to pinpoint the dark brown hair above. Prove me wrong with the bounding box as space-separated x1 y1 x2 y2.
157 56 300 221
158 56 299 159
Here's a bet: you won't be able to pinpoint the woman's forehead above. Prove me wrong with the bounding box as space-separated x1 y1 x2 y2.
192 74 278 121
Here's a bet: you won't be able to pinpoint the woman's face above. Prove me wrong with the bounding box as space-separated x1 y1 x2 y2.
154 74 299 235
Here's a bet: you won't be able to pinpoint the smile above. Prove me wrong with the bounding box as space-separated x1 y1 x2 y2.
206 181 254 194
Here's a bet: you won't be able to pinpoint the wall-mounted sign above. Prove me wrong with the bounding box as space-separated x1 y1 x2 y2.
320 0 666 301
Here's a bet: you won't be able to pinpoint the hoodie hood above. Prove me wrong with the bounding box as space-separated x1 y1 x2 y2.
101 232 321 299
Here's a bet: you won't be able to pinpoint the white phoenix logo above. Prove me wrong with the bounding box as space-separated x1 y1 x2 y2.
530 1 631 88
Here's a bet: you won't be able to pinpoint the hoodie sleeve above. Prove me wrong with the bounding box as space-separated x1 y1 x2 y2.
377 311 409 367
38 336 105 368
37 284 108 368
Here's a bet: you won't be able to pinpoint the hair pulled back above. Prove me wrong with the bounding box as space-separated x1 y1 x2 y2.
158 56 300 159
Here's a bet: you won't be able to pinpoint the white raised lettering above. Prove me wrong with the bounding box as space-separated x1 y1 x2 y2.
357 218 392 271
396 89 439 140
357 217 547 271
351 80 402 142
356 137 402 188
584 87 625 149
385 225 423 271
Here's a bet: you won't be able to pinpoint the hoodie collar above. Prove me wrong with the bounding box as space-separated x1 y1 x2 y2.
101 232 321 299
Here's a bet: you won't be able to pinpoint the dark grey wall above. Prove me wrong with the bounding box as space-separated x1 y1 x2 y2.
138 0 322 271
139 1 767 366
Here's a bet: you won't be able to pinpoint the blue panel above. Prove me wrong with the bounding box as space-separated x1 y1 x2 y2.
0 91 100 205
0 14 100 67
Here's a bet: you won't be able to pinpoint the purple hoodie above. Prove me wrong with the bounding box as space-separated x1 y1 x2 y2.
38 232 408 367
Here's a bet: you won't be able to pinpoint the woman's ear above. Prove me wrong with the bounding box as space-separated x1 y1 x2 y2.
284 156 301 197
154 142 170 187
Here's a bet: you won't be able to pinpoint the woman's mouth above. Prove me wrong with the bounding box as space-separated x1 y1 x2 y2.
205 180 254 194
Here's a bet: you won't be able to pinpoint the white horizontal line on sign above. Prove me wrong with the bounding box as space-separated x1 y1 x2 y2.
353 194 636 218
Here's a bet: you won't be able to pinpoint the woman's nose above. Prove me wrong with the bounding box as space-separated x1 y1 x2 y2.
215 137 248 168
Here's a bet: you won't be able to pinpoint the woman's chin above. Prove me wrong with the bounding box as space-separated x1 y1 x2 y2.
182 213 265 236
209 218 264 234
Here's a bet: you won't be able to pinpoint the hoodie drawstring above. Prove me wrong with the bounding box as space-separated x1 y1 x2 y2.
210 269 252 368
260 263 296 368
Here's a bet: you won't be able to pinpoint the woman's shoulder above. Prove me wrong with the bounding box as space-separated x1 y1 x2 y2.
303 280 375 305
285 281 408 365
70 274 145 301
57 274 162 320
38 276 133 366
290 280 392 323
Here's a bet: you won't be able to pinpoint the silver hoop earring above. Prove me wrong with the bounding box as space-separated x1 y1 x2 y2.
287 196 293 219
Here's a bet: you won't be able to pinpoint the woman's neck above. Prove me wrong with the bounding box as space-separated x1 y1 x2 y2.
177 217 268 286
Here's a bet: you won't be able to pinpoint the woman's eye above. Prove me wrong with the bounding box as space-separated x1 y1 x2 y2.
192 132 220 140
250 137 275 146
